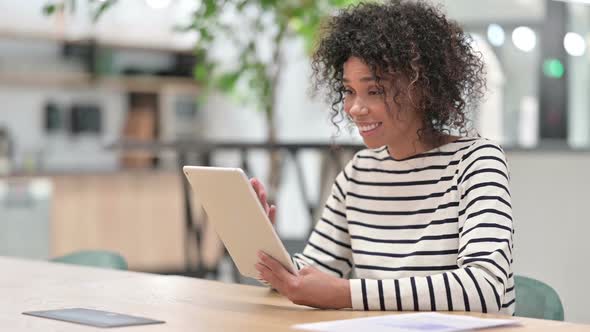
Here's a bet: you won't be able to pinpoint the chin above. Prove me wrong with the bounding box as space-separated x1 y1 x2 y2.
361 139 384 149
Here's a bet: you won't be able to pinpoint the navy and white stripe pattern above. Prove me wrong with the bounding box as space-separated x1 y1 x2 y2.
293 137 515 314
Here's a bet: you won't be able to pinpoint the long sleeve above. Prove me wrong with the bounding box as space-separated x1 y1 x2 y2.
349 142 514 313
292 163 354 278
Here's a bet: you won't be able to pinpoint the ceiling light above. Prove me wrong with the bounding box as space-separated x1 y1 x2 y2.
512 26 537 52
564 32 586 56
487 24 505 47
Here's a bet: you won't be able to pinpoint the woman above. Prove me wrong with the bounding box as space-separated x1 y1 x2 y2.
252 0 514 314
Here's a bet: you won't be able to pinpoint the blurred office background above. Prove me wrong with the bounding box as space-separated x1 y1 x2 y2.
0 0 589 323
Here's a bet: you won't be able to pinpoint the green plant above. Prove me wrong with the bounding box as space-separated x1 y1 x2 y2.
43 0 359 196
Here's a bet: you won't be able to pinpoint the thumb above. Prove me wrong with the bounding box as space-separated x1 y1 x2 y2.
299 266 316 276
269 205 277 225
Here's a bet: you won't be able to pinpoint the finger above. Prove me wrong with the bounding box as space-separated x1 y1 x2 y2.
251 178 270 213
258 187 270 213
250 178 264 198
259 265 294 299
255 179 266 198
250 178 260 193
257 251 282 280
269 205 277 225
261 202 270 215
256 262 280 290
259 267 288 295
259 252 295 282
255 262 272 274
252 181 262 199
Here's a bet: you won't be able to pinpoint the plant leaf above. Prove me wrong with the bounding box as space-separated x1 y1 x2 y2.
92 0 116 22
42 3 61 15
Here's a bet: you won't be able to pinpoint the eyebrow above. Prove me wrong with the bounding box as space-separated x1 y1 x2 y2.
342 76 376 83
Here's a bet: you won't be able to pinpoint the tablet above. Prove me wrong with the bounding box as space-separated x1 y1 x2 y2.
22 308 164 328
183 166 297 280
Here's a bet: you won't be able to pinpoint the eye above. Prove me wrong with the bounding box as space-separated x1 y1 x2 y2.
342 88 354 95
368 89 384 96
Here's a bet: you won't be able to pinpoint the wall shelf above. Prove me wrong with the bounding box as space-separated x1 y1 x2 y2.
0 71 199 94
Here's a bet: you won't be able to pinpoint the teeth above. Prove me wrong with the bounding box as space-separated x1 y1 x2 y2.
358 123 380 132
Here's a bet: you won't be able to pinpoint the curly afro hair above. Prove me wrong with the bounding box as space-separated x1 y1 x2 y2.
311 0 486 144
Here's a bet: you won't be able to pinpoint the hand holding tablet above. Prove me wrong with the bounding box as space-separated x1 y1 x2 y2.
183 166 297 280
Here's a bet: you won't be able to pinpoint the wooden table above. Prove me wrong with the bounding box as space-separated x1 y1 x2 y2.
2 257 589 331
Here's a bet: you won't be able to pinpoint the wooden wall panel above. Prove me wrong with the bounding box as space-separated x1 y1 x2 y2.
50 172 185 272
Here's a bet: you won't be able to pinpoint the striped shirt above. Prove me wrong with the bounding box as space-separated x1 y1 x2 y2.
293 137 515 314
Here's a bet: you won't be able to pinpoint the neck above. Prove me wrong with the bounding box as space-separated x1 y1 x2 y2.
386 139 432 160
386 133 457 160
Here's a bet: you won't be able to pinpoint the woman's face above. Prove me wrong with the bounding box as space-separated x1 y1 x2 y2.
342 57 423 150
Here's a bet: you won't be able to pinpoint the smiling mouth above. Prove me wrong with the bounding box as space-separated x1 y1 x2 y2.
357 122 383 133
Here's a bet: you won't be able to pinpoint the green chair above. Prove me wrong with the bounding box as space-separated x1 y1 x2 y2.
51 250 128 270
515 275 564 321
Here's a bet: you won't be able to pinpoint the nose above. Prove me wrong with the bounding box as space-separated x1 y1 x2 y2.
348 100 369 118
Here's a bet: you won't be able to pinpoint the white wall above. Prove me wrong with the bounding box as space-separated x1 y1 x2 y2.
507 151 590 323
567 4 590 148
0 86 125 171
437 0 545 24
0 0 199 51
